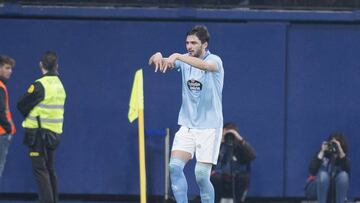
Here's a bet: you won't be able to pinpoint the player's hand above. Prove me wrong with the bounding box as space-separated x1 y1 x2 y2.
157 58 168 73
167 53 180 66
161 53 180 73
148 52 163 72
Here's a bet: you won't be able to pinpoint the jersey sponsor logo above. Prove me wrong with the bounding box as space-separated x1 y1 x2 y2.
187 79 202 92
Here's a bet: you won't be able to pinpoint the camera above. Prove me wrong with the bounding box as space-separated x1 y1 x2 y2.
325 141 338 155
224 132 235 146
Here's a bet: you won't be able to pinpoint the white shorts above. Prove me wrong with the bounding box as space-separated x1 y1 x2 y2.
171 126 222 164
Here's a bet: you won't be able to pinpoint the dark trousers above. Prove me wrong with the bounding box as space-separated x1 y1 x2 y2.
211 172 250 203
30 147 58 203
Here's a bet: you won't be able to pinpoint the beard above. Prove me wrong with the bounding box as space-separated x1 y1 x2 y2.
188 49 202 58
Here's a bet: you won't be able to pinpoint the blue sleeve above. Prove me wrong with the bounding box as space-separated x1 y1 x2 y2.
207 55 223 72
174 60 182 71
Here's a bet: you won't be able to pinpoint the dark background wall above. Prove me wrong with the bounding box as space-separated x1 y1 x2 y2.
0 6 359 199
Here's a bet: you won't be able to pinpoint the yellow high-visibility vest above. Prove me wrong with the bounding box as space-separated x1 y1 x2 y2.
22 76 66 134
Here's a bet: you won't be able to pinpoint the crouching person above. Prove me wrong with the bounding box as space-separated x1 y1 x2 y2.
211 122 256 203
305 132 350 203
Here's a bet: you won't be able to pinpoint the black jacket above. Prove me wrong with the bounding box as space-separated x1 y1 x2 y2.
214 140 256 174
308 153 350 176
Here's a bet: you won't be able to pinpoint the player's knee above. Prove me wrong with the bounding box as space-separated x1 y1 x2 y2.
169 162 181 176
169 158 185 177
195 163 211 186
195 170 208 186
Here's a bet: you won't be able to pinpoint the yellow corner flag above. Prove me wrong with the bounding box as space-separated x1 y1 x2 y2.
128 69 144 123
128 68 147 203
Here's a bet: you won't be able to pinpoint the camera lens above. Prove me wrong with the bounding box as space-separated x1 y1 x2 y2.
325 141 338 155
224 133 234 146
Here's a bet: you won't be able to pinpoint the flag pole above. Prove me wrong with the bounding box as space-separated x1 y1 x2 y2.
138 108 146 203
128 69 147 203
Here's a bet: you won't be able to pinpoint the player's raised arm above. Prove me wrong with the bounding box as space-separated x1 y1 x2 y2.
167 53 218 71
148 52 167 73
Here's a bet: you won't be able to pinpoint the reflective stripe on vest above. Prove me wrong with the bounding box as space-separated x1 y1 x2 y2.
0 81 16 135
27 116 64 123
37 104 64 109
22 76 66 134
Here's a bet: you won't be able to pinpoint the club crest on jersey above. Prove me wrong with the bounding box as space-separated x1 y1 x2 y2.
187 79 202 92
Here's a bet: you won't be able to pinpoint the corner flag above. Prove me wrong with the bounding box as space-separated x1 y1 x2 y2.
128 69 144 123
128 68 147 203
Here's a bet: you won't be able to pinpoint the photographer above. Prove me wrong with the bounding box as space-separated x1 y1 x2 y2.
211 122 256 203
305 132 350 203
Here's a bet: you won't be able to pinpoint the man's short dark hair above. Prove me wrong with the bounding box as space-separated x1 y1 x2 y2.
223 122 239 131
41 51 58 72
186 25 210 44
0 55 15 67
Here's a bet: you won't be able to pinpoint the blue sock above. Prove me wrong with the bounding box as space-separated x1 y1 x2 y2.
195 162 214 203
169 157 188 203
